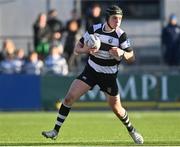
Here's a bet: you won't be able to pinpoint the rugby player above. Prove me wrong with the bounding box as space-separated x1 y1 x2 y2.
42 5 144 144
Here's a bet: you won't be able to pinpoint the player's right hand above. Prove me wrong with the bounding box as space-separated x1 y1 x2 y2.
88 47 99 54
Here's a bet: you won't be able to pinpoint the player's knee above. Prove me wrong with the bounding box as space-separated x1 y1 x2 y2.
63 98 72 106
64 92 77 105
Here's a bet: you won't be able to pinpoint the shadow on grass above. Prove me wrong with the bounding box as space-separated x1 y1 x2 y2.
1 140 180 146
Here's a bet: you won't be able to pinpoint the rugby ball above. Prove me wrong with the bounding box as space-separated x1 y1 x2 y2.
84 34 101 50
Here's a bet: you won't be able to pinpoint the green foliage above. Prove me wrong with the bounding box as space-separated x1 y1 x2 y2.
0 111 180 146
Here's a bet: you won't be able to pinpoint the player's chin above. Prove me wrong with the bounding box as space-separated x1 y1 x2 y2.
114 24 120 28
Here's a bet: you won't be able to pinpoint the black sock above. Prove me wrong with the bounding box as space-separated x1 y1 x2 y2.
54 102 71 132
120 111 134 132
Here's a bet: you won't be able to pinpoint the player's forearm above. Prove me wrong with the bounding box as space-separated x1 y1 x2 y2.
74 47 89 55
74 42 89 55
124 50 135 63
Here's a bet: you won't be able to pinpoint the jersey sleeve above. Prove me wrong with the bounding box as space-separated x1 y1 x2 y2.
119 32 133 52
79 25 94 44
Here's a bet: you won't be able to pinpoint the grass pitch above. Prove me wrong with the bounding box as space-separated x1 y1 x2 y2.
0 111 180 146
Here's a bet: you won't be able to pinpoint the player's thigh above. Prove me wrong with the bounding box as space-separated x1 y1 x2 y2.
64 79 91 104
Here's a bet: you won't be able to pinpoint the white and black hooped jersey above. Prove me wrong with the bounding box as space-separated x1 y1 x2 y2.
80 23 132 74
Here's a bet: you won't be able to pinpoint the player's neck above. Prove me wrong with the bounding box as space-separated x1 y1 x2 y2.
103 23 115 33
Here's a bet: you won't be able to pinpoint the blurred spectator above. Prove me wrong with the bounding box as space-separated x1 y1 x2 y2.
82 4 103 66
24 51 44 75
12 48 26 73
44 45 68 75
63 19 82 72
161 14 180 66
49 32 64 55
70 9 82 30
47 9 63 42
33 13 51 60
0 53 15 74
85 4 103 30
0 39 16 61
15 48 26 61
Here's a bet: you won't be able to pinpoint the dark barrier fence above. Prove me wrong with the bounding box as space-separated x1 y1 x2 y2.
0 73 180 111
41 74 180 110
41 75 74 110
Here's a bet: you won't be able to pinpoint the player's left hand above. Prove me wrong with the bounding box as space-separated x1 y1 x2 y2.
109 47 125 58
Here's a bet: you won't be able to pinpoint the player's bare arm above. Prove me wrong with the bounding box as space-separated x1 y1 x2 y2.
74 41 89 55
109 47 125 57
74 41 99 55
109 47 135 63
124 50 135 63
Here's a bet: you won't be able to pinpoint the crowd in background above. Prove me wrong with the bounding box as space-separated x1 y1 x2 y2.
0 4 180 75
0 4 103 75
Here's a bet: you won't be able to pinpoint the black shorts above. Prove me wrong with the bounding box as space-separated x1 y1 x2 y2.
76 64 119 96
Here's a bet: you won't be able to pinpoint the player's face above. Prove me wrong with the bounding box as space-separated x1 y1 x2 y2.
108 15 122 29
